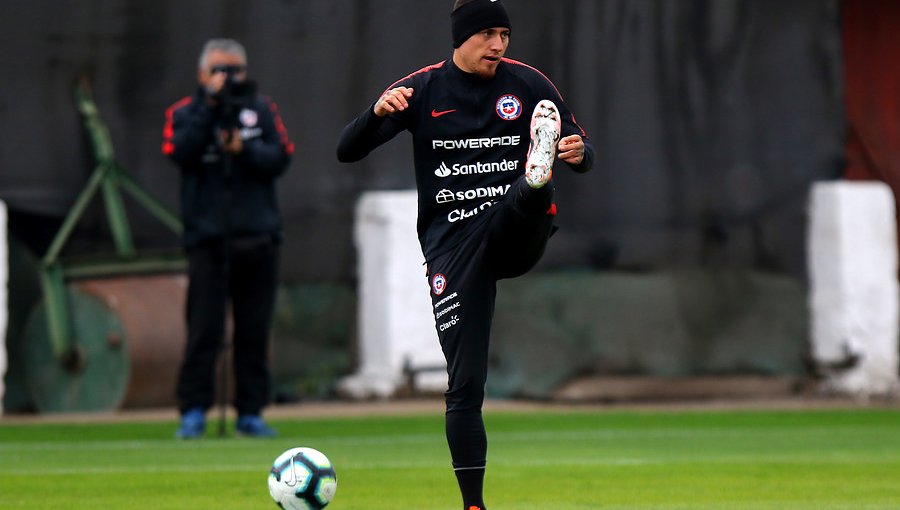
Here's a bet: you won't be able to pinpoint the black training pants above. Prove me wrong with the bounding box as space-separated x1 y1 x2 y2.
426 178 555 470
176 237 279 416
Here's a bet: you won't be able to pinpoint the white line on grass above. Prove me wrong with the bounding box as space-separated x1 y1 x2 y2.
0 424 892 453
1 453 897 477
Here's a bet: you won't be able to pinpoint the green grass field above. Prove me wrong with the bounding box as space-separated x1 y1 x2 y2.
1 405 899 509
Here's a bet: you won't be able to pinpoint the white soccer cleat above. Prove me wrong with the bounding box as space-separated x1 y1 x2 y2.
525 99 562 189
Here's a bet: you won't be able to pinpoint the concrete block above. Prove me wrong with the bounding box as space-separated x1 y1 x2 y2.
338 191 446 398
808 181 900 395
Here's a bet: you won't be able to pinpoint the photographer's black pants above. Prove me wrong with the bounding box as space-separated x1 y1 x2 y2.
426 178 555 471
176 236 279 416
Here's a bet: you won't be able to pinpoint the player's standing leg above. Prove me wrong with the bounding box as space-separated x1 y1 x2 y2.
428 235 496 510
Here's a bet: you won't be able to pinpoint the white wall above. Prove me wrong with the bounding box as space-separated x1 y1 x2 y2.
0 200 7 414
809 181 900 396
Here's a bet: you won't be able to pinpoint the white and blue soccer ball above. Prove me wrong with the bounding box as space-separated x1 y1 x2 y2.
268 447 337 509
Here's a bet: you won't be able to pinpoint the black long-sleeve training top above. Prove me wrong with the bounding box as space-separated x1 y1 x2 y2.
337 57 594 261
163 88 294 248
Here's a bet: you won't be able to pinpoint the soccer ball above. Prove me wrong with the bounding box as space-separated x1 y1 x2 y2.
268 447 337 509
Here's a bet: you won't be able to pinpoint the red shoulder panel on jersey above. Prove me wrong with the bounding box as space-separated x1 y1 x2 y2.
382 60 446 95
161 96 193 156
265 97 295 155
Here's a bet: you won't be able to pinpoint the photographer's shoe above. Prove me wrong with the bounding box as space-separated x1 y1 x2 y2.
236 415 278 438
175 407 206 439
525 99 562 189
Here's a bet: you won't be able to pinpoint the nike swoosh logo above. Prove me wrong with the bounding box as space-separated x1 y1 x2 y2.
431 109 457 118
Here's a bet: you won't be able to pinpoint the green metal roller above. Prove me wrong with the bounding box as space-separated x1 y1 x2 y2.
13 76 185 413
21 285 129 413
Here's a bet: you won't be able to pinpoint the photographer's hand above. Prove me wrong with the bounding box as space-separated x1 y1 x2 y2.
220 128 243 154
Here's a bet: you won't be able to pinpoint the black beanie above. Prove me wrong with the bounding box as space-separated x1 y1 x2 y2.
451 0 511 48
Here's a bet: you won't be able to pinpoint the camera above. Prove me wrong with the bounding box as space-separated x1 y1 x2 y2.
210 65 257 129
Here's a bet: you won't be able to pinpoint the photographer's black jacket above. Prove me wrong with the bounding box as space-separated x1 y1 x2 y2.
163 87 293 248
337 57 593 261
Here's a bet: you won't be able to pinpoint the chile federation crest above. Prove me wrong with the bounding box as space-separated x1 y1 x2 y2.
496 94 522 121
432 273 448 296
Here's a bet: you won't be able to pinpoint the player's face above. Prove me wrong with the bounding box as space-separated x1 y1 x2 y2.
454 27 510 78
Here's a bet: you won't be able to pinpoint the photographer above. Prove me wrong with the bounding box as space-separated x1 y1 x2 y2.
162 38 293 438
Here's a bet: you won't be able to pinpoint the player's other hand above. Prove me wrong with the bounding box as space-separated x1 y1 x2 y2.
558 135 585 165
374 87 414 117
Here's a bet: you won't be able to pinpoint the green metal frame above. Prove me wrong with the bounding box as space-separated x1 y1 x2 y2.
39 78 185 360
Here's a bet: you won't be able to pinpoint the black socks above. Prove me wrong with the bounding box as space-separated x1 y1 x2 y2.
454 466 486 510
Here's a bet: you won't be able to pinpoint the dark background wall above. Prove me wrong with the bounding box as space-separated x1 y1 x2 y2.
0 0 844 284
3 1 869 403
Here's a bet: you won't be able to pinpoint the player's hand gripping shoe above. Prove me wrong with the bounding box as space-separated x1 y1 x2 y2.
525 99 562 189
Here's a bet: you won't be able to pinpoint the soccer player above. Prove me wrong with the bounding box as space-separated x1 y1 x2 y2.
336 1 594 508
